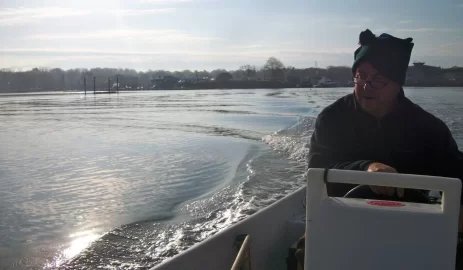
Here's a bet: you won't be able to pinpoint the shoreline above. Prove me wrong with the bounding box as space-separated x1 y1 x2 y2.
1 85 463 95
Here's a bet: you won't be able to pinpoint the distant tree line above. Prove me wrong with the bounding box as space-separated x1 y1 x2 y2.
0 57 461 93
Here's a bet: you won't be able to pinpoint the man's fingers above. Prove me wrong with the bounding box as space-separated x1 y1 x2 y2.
396 188 405 198
386 187 395 196
378 186 389 195
370 185 381 194
370 186 387 195
370 186 388 195
367 164 398 197
370 186 403 197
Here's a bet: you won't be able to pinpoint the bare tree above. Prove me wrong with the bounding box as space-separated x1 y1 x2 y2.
239 65 256 80
263 57 285 81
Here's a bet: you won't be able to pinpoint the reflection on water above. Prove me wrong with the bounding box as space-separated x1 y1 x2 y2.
64 230 101 260
46 229 102 268
0 88 461 269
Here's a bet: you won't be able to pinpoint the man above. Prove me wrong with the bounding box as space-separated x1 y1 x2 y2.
295 29 463 268
308 29 463 199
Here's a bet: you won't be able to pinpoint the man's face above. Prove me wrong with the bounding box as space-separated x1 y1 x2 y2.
354 62 401 117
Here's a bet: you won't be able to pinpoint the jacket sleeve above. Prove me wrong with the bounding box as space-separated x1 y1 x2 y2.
307 112 374 171
432 125 463 204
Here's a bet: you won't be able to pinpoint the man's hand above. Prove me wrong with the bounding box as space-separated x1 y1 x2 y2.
367 162 404 198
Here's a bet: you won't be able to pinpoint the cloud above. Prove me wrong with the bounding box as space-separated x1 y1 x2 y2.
0 47 355 68
339 24 366 29
0 7 90 18
280 49 353 55
374 28 390 33
409 42 463 59
431 43 463 57
227 44 266 50
0 47 352 57
396 28 460 32
109 8 174 16
0 7 174 26
399 20 412 24
459 4 463 7
25 29 219 44
140 0 193 3
0 7 91 25
0 46 357 70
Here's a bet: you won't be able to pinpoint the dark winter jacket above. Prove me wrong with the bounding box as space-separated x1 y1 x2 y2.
308 90 463 203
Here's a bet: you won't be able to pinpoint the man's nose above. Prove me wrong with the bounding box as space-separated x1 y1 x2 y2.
363 81 375 92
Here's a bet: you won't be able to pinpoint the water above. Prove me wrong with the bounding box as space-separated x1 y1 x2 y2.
0 88 461 269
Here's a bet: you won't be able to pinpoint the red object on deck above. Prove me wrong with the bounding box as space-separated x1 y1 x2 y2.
367 200 405 207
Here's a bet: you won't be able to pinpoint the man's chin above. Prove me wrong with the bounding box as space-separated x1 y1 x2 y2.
360 101 378 114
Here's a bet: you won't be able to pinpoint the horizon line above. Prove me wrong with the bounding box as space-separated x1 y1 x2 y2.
2 62 462 73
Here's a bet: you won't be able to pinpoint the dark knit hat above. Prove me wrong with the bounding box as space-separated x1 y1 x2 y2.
352 29 414 86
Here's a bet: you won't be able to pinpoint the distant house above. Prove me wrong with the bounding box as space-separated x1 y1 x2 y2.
196 77 210 83
163 75 180 83
443 67 463 85
314 77 340 88
406 62 444 86
151 75 180 90
178 78 196 84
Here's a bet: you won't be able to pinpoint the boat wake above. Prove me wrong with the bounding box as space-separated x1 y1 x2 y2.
57 116 315 269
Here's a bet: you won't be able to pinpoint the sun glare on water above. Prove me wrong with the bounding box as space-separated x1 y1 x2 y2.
64 230 101 258
45 229 101 268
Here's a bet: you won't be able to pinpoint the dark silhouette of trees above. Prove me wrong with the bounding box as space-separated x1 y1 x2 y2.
263 57 285 81
0 57 460 93
209 69 227 79
326 66 352 85
239 65 256 80
215 72 232 82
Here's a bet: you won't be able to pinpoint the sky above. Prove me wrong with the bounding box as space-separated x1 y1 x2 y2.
0 0 462 71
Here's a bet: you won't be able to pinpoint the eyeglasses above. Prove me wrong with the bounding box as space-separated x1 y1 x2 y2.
353 76 389 90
